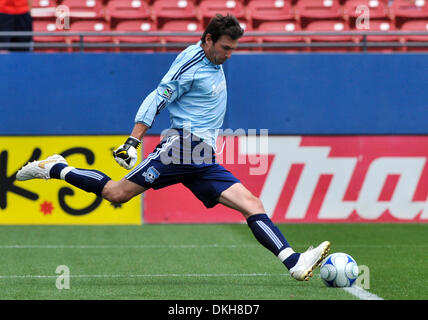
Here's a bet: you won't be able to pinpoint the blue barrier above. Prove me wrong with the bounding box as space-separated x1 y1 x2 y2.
1 53 427 135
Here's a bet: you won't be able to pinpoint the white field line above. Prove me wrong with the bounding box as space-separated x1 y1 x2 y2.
0 244 258 249
0 244 425 249
343 286 384 300
0 270 385 300
0 273 285 279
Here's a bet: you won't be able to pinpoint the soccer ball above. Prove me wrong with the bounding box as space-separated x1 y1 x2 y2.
320 252 359 287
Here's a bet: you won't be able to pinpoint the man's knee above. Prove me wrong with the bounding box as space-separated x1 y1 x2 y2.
239 190 265 215
101 182 132 204
219 183 265 216
247 195 264 213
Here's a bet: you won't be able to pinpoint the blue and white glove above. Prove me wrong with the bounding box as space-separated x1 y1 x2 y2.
113 136 140 170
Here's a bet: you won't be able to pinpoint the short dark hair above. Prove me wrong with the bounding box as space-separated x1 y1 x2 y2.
201 14 244 44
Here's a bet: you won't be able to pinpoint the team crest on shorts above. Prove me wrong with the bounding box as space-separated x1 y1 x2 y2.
142 166 160 184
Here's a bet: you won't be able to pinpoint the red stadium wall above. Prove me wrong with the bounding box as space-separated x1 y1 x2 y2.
142 135 428 223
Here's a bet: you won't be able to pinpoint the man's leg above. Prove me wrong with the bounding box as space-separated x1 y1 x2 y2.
218 182 330 281
16 154 145 203
217 183 301 269
101 179 146 203
0 13 14 51
12 13 33 52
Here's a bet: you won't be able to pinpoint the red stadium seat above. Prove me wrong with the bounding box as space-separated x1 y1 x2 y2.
400 19 428 51
353 19 398 41
305 20 355 52
114 20 160 51
152 0 198 28
62 0 105 21
235 20 257 50
31 0 58 18
33 19 67 52
390 0 428 26
342 0 389 23
67 20 112 51
198 0 246 27
161 19 203 43
246 0 295 28
105 0 151 28
257 21 305 52
33 20 65 42
352 19 400 52
68 20 111 42
294 0 343 28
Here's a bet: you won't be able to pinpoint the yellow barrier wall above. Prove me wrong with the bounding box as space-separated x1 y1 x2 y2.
0 136 141 225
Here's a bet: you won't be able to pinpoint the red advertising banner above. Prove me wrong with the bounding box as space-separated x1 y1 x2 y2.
142 135 428 223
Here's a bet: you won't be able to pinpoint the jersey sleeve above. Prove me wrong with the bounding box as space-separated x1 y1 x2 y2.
134 70 194 128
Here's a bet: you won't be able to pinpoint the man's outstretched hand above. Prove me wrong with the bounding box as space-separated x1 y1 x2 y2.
113 136 140 170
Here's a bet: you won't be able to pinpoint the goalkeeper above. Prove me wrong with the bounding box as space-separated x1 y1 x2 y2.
16 14 330 281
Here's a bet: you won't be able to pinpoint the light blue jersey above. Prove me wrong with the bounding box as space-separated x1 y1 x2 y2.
135 41 227 148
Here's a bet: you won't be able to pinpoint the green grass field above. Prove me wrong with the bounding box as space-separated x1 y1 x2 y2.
0 223 426 300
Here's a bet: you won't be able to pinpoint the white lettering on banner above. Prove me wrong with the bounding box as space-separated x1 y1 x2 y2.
239 136 428 221
356 157 425 220
422 200 428 219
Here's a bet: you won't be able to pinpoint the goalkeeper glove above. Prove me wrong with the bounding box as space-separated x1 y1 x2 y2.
113 136 140 170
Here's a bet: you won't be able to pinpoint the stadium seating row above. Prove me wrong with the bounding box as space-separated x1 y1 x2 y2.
32 18 428 53
30 0 428 52
32 0 428 29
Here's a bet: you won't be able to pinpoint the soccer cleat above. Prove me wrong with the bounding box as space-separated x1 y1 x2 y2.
289 241 331 281
16 154 67 181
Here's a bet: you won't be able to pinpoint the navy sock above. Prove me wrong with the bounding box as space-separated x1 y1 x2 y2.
50 163 111 197
246 213 300 270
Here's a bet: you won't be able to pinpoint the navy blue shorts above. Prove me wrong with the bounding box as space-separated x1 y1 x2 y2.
125 129 240 208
